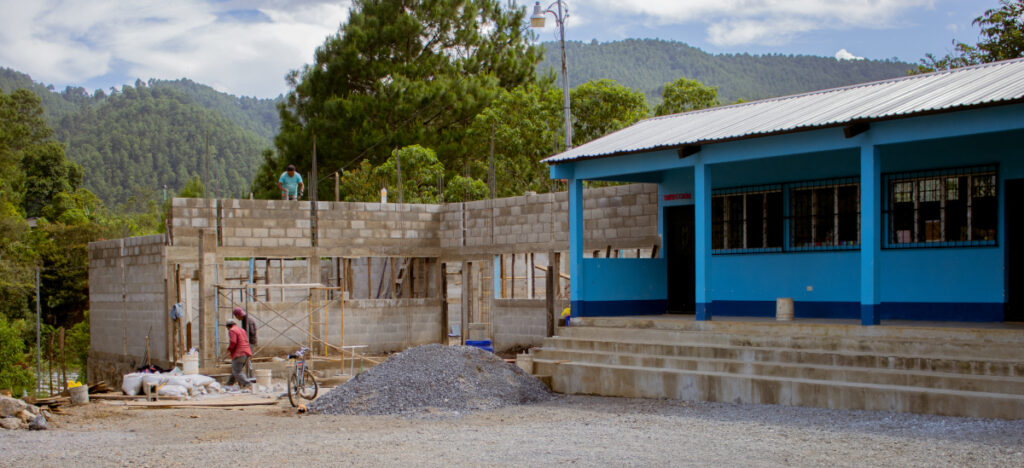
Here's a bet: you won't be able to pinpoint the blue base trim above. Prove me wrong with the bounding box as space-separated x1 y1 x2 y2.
696 302 711 321
570 300 667 317
861 304 880 326
712 301 860 319
710 300 1004 322
878 302 1003 322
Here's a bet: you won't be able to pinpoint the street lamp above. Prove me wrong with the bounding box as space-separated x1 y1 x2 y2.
531 1 572 151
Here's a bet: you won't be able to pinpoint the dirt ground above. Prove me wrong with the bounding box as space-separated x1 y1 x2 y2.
3 395 1023 467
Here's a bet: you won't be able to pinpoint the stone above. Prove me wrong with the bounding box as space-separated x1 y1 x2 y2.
17 409 34 423
28 414 47 430
26 404 39 416
0 417 20 430
0 395 27 418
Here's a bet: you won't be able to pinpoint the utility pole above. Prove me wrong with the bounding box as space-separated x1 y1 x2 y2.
334 172 340 202
35 268 41 394
489 123 496 199
204 130 210 198
395 148 404 204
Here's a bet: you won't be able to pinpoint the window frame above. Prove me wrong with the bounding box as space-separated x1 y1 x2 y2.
882 164 998 249
711 184 784 254
786 177 861 252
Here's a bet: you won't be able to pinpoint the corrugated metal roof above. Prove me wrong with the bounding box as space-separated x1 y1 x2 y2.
543 58 1024 164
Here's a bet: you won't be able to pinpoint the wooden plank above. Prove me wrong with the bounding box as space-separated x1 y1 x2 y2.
126 396 278 408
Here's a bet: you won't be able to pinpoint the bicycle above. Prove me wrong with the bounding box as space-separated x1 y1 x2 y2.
287 346 318 407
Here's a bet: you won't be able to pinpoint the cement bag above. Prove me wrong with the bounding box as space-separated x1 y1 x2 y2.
206 381 223 393
141 374 168 387
157 384 188 397
121 373 145 396
191 375 215 387
164 375 199 388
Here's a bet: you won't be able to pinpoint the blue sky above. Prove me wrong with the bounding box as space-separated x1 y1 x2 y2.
0 0 1002 99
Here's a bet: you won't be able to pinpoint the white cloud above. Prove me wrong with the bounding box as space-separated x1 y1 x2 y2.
586 0 935 46
0 0 350 97
835 49 864 61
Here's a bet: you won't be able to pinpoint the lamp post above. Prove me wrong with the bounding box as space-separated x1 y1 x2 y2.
531 1 572 151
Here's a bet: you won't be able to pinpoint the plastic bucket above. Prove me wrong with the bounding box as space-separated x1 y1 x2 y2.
183 354 199 375
70 385 89 405
776 298 794 321
255 369 272 387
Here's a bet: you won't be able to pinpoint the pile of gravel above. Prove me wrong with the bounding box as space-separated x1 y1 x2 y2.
309 344 554 416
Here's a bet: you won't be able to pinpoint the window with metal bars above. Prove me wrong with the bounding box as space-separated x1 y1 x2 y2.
884 165 997 248
711 185 783 253
788 178 860 251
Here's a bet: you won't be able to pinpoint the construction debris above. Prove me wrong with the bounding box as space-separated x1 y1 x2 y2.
309 344 554 416
0 395 47 431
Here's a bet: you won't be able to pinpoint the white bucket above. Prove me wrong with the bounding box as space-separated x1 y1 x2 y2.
255 369 272 387
183 354 199 375
776 298 794 321
516 354 534 374
70 385 89 405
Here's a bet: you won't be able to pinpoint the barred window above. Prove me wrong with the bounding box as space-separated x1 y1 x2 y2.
711 187 783 252
788 178 860 250
885 165 997 247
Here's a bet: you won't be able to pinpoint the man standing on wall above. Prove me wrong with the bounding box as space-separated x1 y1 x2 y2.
278 164 305 200
224 320 253 390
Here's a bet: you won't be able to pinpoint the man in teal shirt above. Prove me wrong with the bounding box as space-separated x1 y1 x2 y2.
278 164 304 200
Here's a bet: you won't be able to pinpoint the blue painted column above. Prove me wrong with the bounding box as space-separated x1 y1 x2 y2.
694 161 712 320
568 177 585 318
860 144 881 325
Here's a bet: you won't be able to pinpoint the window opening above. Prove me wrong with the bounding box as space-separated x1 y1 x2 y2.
884 165 997 248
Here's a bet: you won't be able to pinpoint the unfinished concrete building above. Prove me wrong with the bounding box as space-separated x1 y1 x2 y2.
88 184 660 384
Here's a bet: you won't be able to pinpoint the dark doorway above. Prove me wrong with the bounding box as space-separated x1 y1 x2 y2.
665 205 696 313
1007 179 1024 322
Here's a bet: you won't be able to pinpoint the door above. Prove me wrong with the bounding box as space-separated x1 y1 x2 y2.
1006 179 1023 322
665 205 695 313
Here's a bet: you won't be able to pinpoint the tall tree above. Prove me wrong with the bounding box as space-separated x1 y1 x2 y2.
467 81 561 198
916 0 1024 73
571 79 649 145
259 0 542 200
654 77 718 116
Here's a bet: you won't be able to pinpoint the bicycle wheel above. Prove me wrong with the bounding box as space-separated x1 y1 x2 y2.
287 372 300 407
299 369 318 400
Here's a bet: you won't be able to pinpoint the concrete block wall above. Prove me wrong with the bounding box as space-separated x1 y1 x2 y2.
88 235 168 367
168 198 217 247
219 199 312 249
317 202 442 254
491 298 569 353
325 299 443 354
440 183 660 253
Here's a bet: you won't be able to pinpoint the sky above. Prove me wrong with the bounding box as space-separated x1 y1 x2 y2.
0 0 1003 99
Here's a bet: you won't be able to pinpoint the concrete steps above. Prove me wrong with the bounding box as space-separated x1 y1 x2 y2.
532 318 1024 419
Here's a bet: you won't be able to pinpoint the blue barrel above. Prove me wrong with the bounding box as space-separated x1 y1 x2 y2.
465 340 493 352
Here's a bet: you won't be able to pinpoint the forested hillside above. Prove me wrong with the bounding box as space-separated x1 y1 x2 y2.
57 83 269 206
0 70 278 208
537 39 915 104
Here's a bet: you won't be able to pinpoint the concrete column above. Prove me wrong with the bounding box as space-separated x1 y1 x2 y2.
568 178 584 318
860 144 881 326
198 229 218 366
695 161 712 321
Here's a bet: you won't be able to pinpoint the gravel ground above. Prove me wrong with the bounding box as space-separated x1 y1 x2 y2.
310 344 554 415
3 395 1023 467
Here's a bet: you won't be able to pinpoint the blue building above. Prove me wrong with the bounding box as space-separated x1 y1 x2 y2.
547 59 1024 325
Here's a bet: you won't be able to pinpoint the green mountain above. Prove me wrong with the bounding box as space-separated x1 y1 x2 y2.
0 70 278 209
537 39 915 104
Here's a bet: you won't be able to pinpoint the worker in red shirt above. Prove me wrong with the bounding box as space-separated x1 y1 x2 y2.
224 320 253 389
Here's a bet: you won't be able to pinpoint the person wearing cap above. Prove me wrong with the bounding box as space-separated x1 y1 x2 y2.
232 306 257 350
224 320 253 389
278 164 304 200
